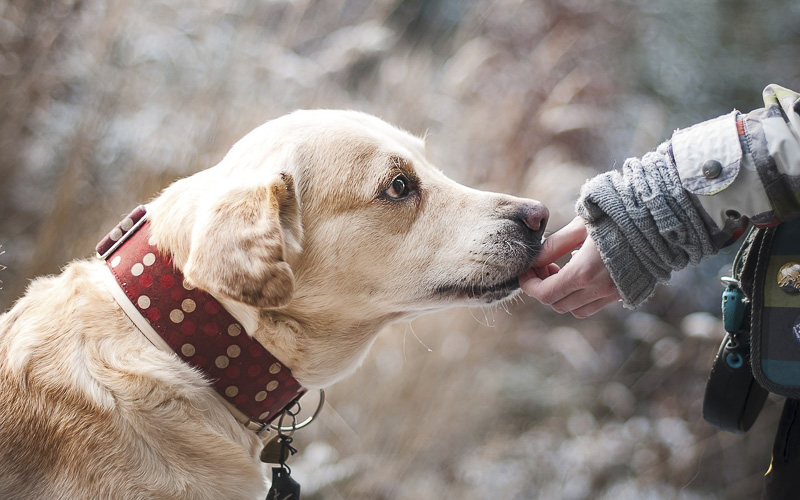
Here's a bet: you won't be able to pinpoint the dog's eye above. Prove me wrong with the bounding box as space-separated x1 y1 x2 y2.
386 174 411 199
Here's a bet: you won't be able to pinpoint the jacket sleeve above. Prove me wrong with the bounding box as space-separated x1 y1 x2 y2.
670 84 800 246
576 85 800 308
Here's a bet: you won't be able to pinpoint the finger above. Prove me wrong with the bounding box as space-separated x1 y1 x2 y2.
547 288 590 314
548 283 619 315
544 263 560 276
520 264 581 304
533 216 587 266
519 272 543 296
519 263 560 287
534 263 561 280
570 294 622 318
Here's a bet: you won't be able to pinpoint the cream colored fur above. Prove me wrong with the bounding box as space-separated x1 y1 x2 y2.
0 110 546 499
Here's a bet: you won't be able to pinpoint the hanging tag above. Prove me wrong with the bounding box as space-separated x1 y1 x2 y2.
267 467 300 500
265 405 302 498
260 435 289 464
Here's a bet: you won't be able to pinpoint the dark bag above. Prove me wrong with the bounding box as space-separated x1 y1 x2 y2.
750 218 800 398
703 218 800 433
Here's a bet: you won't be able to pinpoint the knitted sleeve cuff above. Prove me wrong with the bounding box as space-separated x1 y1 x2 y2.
576 148 718 309
577 173 659 307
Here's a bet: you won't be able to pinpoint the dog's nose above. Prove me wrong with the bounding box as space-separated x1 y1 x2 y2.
521 202 549 236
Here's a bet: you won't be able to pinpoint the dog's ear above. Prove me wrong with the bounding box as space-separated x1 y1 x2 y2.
183 173 302 309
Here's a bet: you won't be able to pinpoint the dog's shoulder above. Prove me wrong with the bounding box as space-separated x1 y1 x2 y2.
0 260 266 499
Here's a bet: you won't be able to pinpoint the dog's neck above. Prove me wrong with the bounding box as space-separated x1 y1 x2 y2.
252 309 388 389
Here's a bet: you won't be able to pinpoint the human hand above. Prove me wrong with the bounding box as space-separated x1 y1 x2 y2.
520 216 621 318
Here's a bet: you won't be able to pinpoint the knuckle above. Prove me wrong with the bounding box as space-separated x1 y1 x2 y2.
599 281 618 296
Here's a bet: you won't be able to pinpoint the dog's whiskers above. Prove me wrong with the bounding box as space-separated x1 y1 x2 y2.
468 307 494 327
406 322 432 353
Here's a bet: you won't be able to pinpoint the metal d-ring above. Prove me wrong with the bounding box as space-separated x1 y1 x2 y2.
270 389 325 433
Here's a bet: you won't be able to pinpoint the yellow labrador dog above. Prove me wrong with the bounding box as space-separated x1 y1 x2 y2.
0 110 547 499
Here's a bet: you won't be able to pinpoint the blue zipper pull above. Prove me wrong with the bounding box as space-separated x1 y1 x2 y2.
721 277 746 334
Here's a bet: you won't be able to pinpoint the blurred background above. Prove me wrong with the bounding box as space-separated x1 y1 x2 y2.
1 0 799 498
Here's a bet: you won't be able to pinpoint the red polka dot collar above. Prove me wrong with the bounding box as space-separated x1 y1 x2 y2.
97 206 306 431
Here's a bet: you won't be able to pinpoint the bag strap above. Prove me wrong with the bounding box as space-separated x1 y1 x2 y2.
736 225 767 301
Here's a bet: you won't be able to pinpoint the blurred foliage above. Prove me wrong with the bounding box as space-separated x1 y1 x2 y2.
1 0 799 498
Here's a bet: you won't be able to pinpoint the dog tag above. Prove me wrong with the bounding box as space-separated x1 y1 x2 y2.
260 435 289 464
267 467 300 500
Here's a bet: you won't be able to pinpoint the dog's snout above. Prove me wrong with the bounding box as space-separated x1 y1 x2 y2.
521 202 549 236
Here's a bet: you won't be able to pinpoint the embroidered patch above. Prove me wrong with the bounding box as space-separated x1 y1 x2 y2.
793 313 800 345
778 262 800 294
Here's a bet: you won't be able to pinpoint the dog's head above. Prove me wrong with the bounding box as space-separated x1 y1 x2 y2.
149 110 546 383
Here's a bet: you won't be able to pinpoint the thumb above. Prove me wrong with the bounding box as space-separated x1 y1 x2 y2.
533 216 588 266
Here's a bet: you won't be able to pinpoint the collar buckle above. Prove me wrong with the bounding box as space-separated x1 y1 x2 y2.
96 205 149 260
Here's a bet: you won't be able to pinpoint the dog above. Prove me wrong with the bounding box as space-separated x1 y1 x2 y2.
0 110 547 499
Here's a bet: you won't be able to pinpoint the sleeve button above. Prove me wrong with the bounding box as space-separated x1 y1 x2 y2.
702 159 723 179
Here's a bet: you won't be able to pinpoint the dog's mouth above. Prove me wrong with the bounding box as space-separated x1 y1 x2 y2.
427 226 543 304
432 274 523 303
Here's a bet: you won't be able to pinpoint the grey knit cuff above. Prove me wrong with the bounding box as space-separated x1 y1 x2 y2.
576 147 718 308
